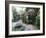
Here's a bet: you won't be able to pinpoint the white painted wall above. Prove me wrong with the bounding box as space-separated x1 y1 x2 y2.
0 0 46 38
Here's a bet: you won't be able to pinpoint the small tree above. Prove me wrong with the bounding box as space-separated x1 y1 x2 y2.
12 7 20 22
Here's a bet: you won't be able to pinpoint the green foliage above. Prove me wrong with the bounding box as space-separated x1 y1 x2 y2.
21 14 27 23
12 8 20 22
34 16 40 29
